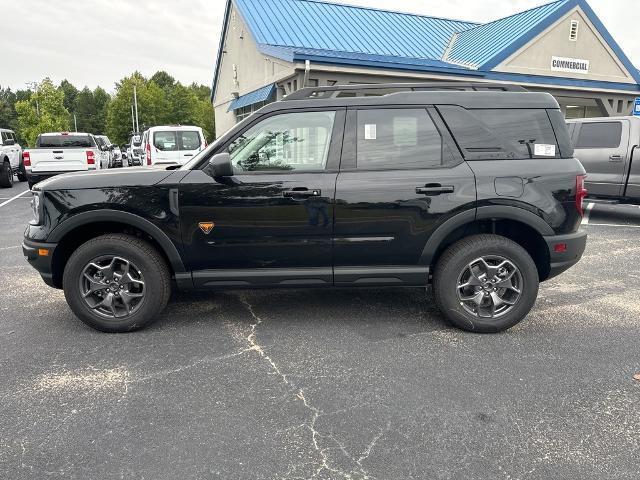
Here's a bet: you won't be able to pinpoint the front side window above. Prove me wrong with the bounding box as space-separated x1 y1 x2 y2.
575 122 622 149
228 111 335 172
154 131 178 151
356 109 443 169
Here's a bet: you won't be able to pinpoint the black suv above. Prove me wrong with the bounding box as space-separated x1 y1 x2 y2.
23 83 587 333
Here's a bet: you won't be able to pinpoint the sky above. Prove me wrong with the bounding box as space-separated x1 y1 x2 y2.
0 0 635 93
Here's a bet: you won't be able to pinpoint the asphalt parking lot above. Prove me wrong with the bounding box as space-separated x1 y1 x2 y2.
1 181 639 480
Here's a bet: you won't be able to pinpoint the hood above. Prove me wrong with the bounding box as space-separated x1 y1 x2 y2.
35 167 177 191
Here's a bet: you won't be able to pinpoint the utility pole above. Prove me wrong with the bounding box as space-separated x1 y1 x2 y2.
133 85 140 133
131 105 136 133
74 114 78 132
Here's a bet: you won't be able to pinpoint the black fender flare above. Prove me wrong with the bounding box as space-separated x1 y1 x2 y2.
419 206 554 266
48 210 187 275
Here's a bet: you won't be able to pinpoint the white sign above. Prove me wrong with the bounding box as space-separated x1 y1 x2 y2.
534 144 556 157
551 56 589 74
364 124 377 140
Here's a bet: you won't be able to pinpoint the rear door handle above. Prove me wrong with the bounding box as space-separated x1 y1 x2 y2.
416 184 455 195
609 154 624 162
283 187 321 198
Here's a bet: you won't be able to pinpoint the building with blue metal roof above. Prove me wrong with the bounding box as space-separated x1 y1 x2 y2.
212 0 640 135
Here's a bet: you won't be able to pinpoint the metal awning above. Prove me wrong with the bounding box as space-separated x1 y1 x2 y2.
228 83 276 112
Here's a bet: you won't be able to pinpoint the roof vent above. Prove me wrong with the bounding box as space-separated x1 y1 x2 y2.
569 20 579 41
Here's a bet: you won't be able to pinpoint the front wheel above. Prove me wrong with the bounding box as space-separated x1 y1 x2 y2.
433 234 539 333
0 161 13 188
63 234 171 332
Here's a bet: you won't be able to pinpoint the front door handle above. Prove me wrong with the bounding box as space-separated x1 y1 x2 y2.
609 154 624 163
283 187 321 198
416 184 455 195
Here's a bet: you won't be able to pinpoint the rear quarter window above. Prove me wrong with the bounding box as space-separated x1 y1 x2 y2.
575 122 622 149
438 107 565 160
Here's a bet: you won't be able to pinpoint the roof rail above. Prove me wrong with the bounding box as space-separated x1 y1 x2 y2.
283 82 527 101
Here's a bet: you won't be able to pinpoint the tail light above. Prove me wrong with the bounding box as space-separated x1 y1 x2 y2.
576 175 587 216
86 150 95 165
23 151 31 167
146 143 151 165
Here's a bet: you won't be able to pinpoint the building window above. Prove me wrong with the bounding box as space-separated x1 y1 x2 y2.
569 20 579 41
235 100 271 123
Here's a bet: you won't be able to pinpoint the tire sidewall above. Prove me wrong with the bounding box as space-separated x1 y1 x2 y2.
435 238 539 333
63 239 166 332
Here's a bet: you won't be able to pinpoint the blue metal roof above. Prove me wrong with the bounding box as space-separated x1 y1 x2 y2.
445 0 573 68
234 0 477 60
228 83 276 112
213 0 640 99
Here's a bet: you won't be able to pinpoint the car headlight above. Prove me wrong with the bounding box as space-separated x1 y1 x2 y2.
30 191 42 225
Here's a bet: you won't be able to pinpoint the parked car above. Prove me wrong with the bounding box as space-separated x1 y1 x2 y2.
95 135 121 168
567 116 639 203
23 132 104 188
0 128 27 187
23 83 587 333
92 136 112 170
128 134 143 166
141 125 206 166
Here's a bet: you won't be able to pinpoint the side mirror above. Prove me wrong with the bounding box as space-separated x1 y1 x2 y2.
207 152 234 178
3 139 15 146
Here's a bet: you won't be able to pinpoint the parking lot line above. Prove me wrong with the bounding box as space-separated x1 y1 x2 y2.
581 202 595 226
0 189 30 209
589 223 640 228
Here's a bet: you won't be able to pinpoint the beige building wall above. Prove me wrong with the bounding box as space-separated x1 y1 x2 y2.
213 4 295 136
496 7 635 85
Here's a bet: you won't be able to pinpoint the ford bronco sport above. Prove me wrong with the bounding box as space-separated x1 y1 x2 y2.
23 83 587 333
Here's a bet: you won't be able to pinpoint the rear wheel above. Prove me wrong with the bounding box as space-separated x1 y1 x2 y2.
17 157 27 182
433 234 539 333
0 161 13 188
63 234 171 332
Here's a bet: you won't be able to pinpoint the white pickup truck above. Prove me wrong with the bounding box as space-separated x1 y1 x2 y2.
23 132 107 188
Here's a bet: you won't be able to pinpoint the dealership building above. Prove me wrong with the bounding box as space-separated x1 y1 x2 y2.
212 0 640 135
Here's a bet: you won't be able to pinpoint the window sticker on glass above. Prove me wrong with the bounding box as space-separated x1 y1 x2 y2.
393 117 418 147
534 144 556 157
364 124 377 140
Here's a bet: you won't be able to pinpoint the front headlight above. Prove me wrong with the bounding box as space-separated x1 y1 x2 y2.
30 191 42 225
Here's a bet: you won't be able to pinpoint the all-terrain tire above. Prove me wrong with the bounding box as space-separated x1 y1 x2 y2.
63 234 171 332
0 160 13 188
17 156 27 182
433 234 539 333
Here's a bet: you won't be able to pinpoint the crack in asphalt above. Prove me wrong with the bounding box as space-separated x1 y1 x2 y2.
238 294 385 480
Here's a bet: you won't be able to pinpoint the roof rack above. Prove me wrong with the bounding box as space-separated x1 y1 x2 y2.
283 82 527 101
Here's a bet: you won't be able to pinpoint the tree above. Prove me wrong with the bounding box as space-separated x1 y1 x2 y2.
150 71 176 91
0 87 18 130
166 82 199 125
93 87 110 134
60 80 79 114
106 72 170 144
15 78 70 146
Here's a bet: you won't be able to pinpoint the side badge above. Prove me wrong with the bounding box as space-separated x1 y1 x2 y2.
199 222 215 235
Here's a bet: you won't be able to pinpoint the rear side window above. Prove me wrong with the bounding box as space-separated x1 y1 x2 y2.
36 135 94 148
575 122 622 149
179 131 201 150
154 131 178 151
356 109 443 169
439 107 562 160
